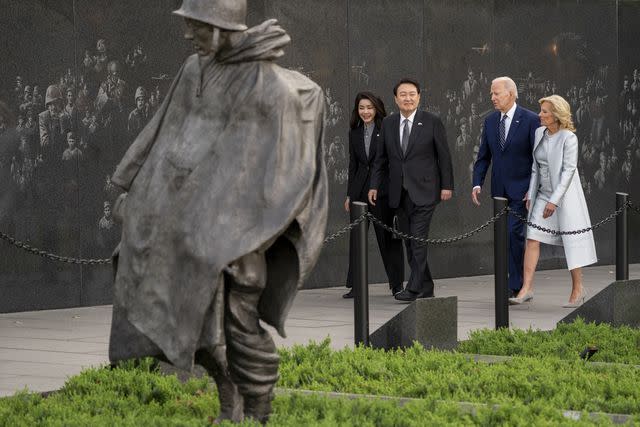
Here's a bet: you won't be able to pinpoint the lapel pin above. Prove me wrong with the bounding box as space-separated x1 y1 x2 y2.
376 133 380 137
417 122 423 126
516 120 520 123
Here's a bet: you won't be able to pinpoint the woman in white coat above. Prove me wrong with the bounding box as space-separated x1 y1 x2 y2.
510 95 597 307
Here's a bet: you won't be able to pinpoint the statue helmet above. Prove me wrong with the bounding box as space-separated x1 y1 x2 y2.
134 86 146 101
45 85 63 105
172 0 247 31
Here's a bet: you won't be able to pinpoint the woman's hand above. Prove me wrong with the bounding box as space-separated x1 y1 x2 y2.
344 197 350 212
523 193 530 211
542 202 557 219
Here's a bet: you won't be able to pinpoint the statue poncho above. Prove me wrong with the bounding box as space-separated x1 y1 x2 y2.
108 20 327 371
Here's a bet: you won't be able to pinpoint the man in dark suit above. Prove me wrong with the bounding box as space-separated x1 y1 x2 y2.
369 78 454 302
472 76 540 297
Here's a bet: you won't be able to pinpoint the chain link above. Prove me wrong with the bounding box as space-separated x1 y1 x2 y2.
509 201 630 235
322 214 368 244
366 207 509 244
0 231 112 265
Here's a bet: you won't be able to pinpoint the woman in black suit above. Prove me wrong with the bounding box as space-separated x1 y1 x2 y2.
343 92 404 298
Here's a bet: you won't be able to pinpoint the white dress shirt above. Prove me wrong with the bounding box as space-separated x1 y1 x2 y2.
501 102 518 141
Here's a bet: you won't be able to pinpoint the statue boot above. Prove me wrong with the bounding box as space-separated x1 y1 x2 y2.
243 391 274 425
195 348 244 423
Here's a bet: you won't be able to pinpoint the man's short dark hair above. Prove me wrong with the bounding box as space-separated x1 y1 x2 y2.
393 78 421 96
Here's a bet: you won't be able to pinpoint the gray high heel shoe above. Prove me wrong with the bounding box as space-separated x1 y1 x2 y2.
508 292 534 305
562 289 587 308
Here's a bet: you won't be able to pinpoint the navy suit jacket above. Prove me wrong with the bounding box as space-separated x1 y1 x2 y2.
472 105 540 200
371 110 454 208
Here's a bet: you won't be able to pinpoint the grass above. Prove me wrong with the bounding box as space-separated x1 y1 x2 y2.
457 318 640 364
1 319 639 425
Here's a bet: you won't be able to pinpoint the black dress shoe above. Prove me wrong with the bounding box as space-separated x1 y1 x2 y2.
394 289 419 302
391 284 403 296
342 289 354 299
395 289 435 302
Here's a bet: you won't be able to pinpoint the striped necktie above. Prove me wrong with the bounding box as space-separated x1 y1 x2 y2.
499 114 507 150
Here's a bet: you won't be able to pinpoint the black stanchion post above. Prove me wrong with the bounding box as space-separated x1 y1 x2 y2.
616 192 629 281
351 201 369 346
493 197 509 329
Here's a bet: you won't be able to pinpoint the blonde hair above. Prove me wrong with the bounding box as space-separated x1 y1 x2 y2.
538 94 576 132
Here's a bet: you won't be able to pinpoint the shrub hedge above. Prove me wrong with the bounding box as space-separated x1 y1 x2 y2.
458 318 640 364
0 359 630 426
2 320 639 425
278 339 640 415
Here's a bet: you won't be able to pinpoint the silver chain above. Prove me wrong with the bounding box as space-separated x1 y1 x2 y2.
0 231 112 265
323 214 368 243
366 207 509 244
508 201 630 235
1 199 634 264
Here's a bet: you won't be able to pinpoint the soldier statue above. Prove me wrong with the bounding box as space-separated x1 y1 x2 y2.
107 0 327 424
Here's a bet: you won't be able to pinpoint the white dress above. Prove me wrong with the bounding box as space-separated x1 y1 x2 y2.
526 127 598 270
527 132 562 245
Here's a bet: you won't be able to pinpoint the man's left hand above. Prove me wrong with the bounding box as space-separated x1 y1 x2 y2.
441 189 453 201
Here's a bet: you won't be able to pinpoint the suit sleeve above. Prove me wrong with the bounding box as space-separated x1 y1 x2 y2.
346 130 357 198
369 124 388 191
472 118 491 188
549 133 578 207
434 116 454 190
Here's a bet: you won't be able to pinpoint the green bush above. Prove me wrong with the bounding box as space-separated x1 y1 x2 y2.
2 319 640 425
457 318 640 364
278 339 640 415
0 359 219 427
0 364 631 426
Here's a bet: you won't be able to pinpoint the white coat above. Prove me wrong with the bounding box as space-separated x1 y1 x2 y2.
527 127 597 270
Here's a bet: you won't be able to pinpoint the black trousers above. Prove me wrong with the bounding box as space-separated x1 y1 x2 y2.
346 193 404 288
397 189 437 296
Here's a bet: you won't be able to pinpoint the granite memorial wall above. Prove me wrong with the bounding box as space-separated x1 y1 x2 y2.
0 0 638 312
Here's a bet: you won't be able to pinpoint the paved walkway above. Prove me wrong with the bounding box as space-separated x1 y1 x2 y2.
1 264 637 397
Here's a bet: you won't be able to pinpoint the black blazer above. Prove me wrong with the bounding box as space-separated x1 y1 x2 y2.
370 110 454 208
347 124 387 200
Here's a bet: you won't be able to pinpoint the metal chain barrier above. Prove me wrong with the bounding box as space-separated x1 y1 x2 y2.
1 197 635 263
366 207 509 244
0 230 112 265
323 214 367 244
509 201 631 235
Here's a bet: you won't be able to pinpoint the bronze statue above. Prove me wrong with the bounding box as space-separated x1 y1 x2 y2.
107 0 327 423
